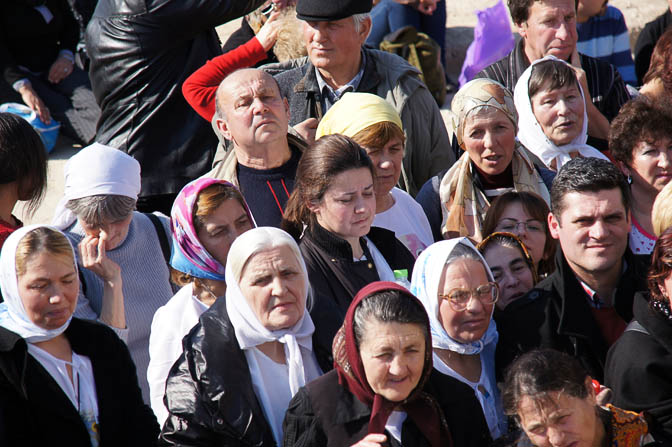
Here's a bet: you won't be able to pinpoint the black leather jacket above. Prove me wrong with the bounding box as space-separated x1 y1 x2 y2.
159 298 276 447
86 0 264 197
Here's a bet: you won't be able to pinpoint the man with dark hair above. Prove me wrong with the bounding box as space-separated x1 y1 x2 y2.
496 157 646 382
266 0 454 196
476 0 629 151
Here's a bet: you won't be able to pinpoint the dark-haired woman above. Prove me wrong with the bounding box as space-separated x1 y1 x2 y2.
605 227 672 443
0 112 47 249
282 134 415 371
609 98 672 255
283 282 491 447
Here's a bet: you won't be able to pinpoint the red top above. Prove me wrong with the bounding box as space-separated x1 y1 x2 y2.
0 216 22 249
181 37 268 121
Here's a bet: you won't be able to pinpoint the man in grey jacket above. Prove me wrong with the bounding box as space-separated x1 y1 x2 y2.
269 0 454 196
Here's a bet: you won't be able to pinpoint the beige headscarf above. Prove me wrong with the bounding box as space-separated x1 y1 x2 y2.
439 79 551 241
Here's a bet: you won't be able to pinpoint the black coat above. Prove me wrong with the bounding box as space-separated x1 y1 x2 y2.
300 223 416 372
159 297 276 447
283 368 492 447
605 292 672 444
0 318 159 446
495 247 646 382
86 0 264 197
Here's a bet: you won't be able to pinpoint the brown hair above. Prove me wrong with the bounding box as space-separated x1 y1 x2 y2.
608 97 672 166
15 227 75 277
351 121 406 152
643 27 672 93
647 226 672 303
528 59 580 99
482 191 556 277
282 134 374 239
170 183 251 287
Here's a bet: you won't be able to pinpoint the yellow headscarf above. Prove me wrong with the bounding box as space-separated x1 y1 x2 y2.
315 92 403 139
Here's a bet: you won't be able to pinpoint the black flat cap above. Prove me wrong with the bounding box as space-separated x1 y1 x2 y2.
296 0 373 21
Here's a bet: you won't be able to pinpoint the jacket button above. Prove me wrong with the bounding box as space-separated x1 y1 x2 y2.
331 258 336 262
216 418 224 425
368 263 373 269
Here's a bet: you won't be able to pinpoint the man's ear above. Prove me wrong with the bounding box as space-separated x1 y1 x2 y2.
518 21 528 40
358 16 373 45
548 211 561 240
284 97 290 121
216 117 233 141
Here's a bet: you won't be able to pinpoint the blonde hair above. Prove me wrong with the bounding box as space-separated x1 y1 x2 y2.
15 227 75 277
653 181 672 237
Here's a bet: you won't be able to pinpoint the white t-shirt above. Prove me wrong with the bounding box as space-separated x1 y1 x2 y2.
629 217 656 255
373 188 434 258
147 283 209 425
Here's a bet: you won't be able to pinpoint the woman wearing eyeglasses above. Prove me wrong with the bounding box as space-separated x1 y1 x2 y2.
410 238 508 441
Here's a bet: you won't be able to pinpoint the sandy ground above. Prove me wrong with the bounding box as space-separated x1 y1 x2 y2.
18 0 669 226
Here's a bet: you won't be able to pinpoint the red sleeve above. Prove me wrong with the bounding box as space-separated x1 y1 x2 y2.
182 37 268 121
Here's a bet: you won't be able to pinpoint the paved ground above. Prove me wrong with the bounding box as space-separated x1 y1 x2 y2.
17 0 668 225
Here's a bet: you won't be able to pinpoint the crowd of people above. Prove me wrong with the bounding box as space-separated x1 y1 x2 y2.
2 0 672 446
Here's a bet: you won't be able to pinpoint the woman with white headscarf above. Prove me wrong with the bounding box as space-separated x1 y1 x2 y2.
52 142 174 402
513 56 610 171
160 227 322 446
0 225 158 445
410 238 507 440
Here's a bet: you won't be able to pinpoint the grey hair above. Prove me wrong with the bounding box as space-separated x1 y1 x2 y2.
353 289 429 348
352 13 372 39
445 242 494 282
65 194 136 227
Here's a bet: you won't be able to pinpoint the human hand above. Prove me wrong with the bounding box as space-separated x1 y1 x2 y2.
570 49 590 106
294 117 318 146
350 434 388 447
256 8 283 51
48 55 74 84
79 232 122 283
19 85 51 123
415 0 438 15
271 0 295 8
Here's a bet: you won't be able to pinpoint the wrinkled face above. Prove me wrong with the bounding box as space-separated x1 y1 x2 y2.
462 107 517 176
531 81 585 146
311 167 376 244
359 319 426 402
17 251 78 330
625 137 672 195
239 246 307 331
549 189 630 279
303 17 370 74
520 0 578 61
196 199 253 267
484 244 535 310
362 136 404 197
438 258 494 343
79 213 133 251
494 202 548 268
217 70 290 148
518 389 602 447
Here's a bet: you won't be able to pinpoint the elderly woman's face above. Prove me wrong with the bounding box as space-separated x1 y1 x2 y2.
518 387 602 447
196 199 253 267
530 81 585 146
239 245 306 331
438 258 494 343
17 251 78 330
359 319 426 402
462 107 516 176
625 137 672 194
79 214 133 251
484 244 535 310
362 136 404 197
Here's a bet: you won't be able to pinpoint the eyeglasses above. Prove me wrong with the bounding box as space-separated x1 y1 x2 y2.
438 282 499 311
495 219 544 234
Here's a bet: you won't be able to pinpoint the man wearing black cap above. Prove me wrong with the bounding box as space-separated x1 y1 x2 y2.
269 0 454 196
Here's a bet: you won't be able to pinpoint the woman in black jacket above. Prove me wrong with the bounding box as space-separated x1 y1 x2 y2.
282 135 415 372
0 225 158 446
605 227 672 444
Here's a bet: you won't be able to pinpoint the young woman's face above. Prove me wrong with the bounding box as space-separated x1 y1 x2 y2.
462 107 517 176
531 81 585 147
362 136 404 197
483 244 535 310
311 167 376 244
493 202 548 268
17 252 78 330
196 198 253 267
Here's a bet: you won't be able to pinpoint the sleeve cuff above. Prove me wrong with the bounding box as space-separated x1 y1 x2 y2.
101 319 130 343
12 78 31 92
58 50 75 63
